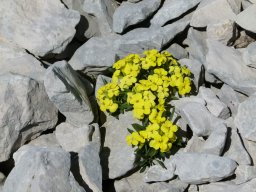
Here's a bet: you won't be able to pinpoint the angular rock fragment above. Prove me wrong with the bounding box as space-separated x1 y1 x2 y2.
82 0 118 35
0 73 58 162
79 142 102 192
223 122 251 165
69 36 120 72
198 87 230 119
173 152 237 184
234 95 256 141
44 61 95 127
179 102 224 136
207 19 237 45
166 44 188 60
101 111 137 179
199 179 256 192
3 146 85 192
190 0 236 28
0 40 45 81
235 4 256 33
56 122 93 152
143 158 175 182
117 16 190 57
242 42 256 68
235 165 256 184
113 0 161 33
151 0 201 26
206 39 256 95
27 133 60 148
0 0 80 57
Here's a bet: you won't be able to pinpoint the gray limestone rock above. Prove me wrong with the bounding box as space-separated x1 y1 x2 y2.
79 142 102 192
234 95 256 141
55 122 93 152
113 0 161 33
151 0 201 27
198 87 230 119
143 158 175 182
217 84 241 115
242 42 256 68
0 39 45 81
235 4 256 33
179 102 224 136
128 0 142 2
223 123 251 165
207 19 237 45
82 0 118 35
235 165 256 184
234 31 256 48
27 133 60 148
115 171 188 192
61 0 100 39
190 0 236 28
173 152 237 184
0 0 80 57
206 39 256 95
202 124 227 155
199 179 256 192
0 73 58 162
117 15 190 57
166 44 188 60
44 61 95 127
243 139 256 165
178 59 203 89
69 36 120 72
101 111 137 179
183 135 205 153
3 146 85 192
227 0 243 14
248 0 256 3
184 28 207 65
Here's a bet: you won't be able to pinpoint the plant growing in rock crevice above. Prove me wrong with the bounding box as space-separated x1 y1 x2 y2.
97 49 192 172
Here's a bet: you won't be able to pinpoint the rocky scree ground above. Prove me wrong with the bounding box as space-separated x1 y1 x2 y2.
0 0 256 191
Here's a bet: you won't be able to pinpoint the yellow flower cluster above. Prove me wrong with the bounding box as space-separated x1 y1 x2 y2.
97 49 192 153
96 82 120 113
126 120 178 152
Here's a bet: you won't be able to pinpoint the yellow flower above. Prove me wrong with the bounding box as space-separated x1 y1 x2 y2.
109 103 118 113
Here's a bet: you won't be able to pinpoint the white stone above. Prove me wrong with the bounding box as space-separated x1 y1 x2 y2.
235 4 256 33
167 44 188 60
190 0 236 27
0 73 58 162
44 61 95 127
0 0 80 57
113 0 161 33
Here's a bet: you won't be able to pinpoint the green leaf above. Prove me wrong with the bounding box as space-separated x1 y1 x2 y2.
127 128 134 134
139 166 147 173
171 96 179 100
142 117 149 127
131 123 144 132
170 107 175 120
156 160 167 169
148 148 157 157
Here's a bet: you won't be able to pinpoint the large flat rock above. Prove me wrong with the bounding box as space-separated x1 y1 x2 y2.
235 4 256 33
0 73 58 162
0 0 80 57
2 146 85 192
